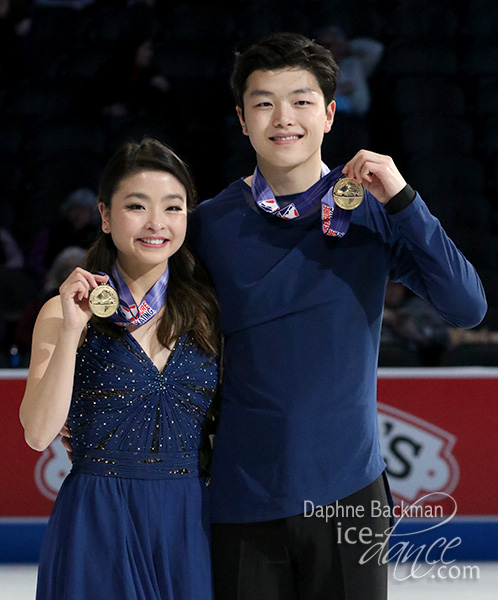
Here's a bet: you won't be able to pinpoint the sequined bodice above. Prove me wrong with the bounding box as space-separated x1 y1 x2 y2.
68 325 218 456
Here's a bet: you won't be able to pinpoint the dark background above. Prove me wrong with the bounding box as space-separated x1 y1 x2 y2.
1 0 497 366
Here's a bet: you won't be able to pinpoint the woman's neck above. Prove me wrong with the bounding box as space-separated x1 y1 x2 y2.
115 259 168 304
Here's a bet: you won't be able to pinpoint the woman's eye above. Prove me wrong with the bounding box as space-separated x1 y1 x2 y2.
126 203 145 210
166 205 183 212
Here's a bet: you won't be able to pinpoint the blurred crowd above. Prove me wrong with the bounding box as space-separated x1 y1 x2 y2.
1 0 497 367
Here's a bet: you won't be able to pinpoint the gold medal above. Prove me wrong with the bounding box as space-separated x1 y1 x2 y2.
332 177 364 210
89 284 119 318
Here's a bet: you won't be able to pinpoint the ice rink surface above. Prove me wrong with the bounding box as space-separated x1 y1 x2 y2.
1 562 497 600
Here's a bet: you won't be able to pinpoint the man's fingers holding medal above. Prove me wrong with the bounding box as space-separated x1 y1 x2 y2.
343 150 407 203
343 150 386 183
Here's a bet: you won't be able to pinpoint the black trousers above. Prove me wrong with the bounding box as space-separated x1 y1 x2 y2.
211 474 391 600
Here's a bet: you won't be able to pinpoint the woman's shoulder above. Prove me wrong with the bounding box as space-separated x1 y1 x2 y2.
34 295 88 348
33 295 63 331
39 294 63 317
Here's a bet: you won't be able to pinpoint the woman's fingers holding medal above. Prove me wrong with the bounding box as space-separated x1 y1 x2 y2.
59 268 108 302
59 268 109 329
342 150 406 204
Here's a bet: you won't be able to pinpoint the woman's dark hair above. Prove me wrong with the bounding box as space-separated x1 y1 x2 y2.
231 32 340 113
85 137 220 356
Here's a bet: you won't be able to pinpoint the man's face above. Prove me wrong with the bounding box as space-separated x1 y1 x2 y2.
236 68 335 175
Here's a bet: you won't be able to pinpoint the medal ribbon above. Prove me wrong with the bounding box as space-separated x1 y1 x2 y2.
251 162 353 237
101 265 169 327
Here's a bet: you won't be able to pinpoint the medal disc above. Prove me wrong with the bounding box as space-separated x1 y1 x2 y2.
332 177 364 210
89 284 119 318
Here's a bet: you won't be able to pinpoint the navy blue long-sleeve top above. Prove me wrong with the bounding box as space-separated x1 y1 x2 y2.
188 178 487 523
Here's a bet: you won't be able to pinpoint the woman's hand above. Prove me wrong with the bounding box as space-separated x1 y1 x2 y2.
58 268 109 333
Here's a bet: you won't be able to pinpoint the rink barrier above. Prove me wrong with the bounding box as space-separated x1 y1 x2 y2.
2 368 498 563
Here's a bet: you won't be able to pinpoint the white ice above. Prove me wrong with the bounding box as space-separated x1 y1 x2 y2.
1 562 497 599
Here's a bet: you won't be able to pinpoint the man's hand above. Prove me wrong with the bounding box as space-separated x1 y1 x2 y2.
342 150 407 204
60 423 73 462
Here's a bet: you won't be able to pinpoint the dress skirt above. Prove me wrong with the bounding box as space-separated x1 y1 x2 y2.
36 471 213 600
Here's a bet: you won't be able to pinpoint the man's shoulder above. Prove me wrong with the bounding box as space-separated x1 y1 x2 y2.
194 178 246 217
188 178 249 255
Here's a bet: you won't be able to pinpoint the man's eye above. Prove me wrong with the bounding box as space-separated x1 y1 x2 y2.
296 100 310 106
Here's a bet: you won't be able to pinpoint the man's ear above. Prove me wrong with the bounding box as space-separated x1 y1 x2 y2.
324 100 336 134
236 105 249 136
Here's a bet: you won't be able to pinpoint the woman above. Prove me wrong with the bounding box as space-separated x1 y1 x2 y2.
20 138 220 599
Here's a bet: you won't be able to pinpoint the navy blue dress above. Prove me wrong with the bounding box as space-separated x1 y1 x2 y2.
36 324 218 600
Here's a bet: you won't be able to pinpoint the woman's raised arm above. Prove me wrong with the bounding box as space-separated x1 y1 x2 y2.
19 268 108 451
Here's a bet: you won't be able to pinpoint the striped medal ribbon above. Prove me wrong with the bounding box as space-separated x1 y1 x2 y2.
251 162 353 238
100 264 169 327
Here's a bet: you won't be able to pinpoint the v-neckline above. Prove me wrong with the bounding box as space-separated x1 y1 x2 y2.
125 331 184 374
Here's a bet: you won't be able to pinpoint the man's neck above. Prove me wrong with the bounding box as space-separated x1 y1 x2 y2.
256 156 323 196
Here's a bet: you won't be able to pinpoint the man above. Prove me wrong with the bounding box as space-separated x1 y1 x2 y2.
188 32 487 600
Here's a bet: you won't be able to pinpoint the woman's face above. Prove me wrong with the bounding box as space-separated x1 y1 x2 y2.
99 170 188 274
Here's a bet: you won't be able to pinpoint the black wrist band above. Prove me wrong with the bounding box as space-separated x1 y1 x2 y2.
384 184 416 215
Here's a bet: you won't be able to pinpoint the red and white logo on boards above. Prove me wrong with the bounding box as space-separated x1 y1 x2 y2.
34 437 71 501
378 403 460 503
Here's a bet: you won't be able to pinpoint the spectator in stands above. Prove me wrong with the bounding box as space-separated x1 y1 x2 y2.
27 187 100 282
98 33 170 119
314 24 384 166
314 25 383 117
15 246 86 363
381 279 450 365
33 0 95 8
0 226 24 268
0 0 31 83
